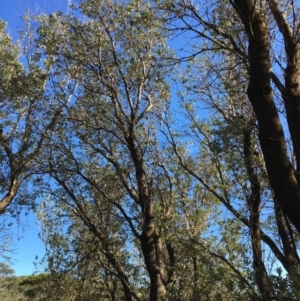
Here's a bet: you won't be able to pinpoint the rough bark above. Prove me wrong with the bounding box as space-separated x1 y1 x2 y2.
125 132 166 301
232 0 300 233
268 0 300 173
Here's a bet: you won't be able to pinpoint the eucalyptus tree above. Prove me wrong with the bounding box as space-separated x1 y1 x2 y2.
38 196 144 301
35 1 175 300
37 133 256 300
34 1 256 299
165 0 300 232
159 0 300 299
0 19 72 215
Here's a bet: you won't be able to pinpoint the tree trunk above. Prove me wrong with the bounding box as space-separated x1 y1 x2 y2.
141 229 166 301
274 199 300 271
244 128 276 300
268 0 300 173
233 0 300 233
126 133 166 301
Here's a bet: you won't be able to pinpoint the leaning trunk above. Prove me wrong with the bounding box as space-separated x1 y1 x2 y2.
268 0 300 173
233 0 300 233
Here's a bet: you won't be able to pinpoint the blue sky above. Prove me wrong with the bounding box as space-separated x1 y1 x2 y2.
1 0 187 277
1 0 68 38
0 0 68 276
0 0 184 277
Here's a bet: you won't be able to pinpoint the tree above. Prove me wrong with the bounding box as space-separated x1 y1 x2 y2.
0 263 55 301
3 0 300 300
35 1 173 300
0 263 24 300
165 0 300 234
0 18 71 215
0 262 15 277
233 0 300 234
38 202 141 301
34 1 261 300
160 0 300 299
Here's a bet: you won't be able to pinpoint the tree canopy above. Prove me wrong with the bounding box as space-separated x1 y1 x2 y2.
1 0 300 300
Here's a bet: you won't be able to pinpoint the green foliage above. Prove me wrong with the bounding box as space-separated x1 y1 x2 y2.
1 0 300 300
0 262 15 276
